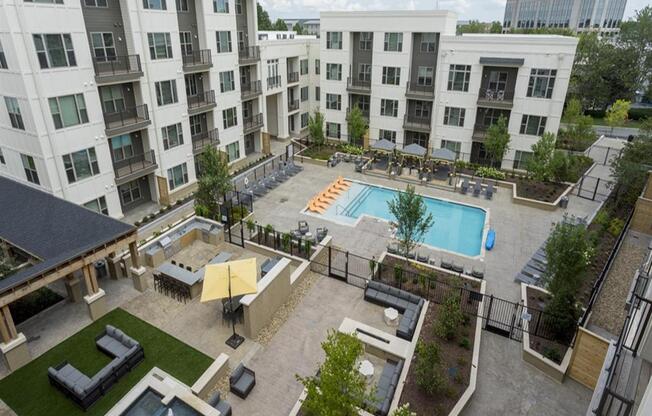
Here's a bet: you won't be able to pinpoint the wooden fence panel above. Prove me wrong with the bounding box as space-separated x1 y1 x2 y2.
568 327 610 389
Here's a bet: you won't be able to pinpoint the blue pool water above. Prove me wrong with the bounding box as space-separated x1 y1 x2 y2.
318 182 487 257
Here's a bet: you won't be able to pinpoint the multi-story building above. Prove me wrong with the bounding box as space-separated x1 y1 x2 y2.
503 0 628 35
320 10 577 169
0 0 262 220
283 18 320 36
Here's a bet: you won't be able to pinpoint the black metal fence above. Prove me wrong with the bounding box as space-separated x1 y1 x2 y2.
247 224 314 259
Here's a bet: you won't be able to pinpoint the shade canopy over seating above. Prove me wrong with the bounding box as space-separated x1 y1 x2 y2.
371 139 396 153
431 147 457 163
400 143 427 158
201 258 258 302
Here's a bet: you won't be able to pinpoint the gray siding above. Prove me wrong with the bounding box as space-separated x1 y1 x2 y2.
479 66 518 93
80 0 128 57
406 99 432 116
351 32 372 80
176 0 199 51
99 83 137 112
409 33 439 88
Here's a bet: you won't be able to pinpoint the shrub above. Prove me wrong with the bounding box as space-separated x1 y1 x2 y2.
394 264 404 284
245 218 256 233
281 233 291 252
544 288 581 344
303 239 312 256
543 347 562 363
474 167 506 180
435 293 465 340
608 218 625 237
391 404 416 416
231 206 249 223
339 143 364 155
458 337 471 350
544 218 594 296
414 341 447 396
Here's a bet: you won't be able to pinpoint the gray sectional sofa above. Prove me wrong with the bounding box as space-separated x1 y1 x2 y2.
366 359 404 416
47 325 144 410
364 280 424 341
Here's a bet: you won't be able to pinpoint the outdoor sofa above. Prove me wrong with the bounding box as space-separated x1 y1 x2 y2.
47 325 144 410
363 281 424 341
229 363 256 399
365 359 405 416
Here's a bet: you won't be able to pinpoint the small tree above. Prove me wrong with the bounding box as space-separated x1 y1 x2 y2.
387 185 435 259
297 330 372 415
347 105 367 147
308 110 325 147
605 99 631 134
294 23 306 35
489 21 503 33
195 146 232 219
564 98 583 123
484 114 510 166
544 219 594 296
435 292 465 340
544 288 581 344
272 18 288 31
414 341 447 396
528 132 557 182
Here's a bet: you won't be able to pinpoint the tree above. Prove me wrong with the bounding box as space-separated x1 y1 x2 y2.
294 23 306 35
272 19 288 31
543 219 593 296
605 99 631 133
387 185 435 258
257 3 272 30
561 98 595 150
296 330 372 416
414 341 447 396
346 105 367 147
564 98 583 123
489 21 503 33
458 20 487 34
611 128 652 207
544 287 581 344
308 110 325 147
484 114 510 166
528 132 557 182
434 292 465 340
195 146 232 219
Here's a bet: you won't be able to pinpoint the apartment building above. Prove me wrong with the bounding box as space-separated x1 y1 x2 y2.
319 10 577 169
503 0 628 35
0 0 262 220
283 18 320 36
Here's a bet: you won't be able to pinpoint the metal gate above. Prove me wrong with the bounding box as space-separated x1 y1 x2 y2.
482 295 524 342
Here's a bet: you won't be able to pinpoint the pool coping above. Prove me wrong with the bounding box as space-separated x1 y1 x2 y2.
301 178 491 261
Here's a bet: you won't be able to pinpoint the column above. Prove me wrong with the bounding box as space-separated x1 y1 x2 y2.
129 241 148 292
106 253 119 280
64 274 83 303
0 306 30 372
82 264 107 321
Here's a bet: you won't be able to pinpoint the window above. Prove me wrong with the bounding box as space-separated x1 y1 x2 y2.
235 0 242 14
444 107 465 127
379 129 396 143
189 114 203 136
84 196 108 215
111 134 133 161
0 40 7 69
5 97 25 130
326 94 341 111
90 32 116 62
27 0 64 3
213 0 229 13
223 107 237 129
84 0 108 6
101 85 125 113
143 0 166 10
315 59 320 75
0 148 4 165
441 140 461 157
62 148 99 183
147 33 172 59
155 80 178 106
527 69 556 99
21 154 39 185
176 0 188 11
383 33 403 52
447 65 471 91
167 163 189 190
48 94 88 129
120 181 142 205
520 115 547 136
353 96 370 113
420 33 437 52
301 113 309 128
326 63 342 81
417 66 434 86
226 142 240 162
358 32 373 50
326 122 340 139
179 32 192 56
326 32 342 49
162 123 184 150
289 115 295 132
382 67 401 85
414 101 430 118
316 87 320 101
358 64 371 82
216 31 232 53
301 86 309 102
298 59 308 76
513 150 532 170
219 71 235 93
380 99 398 117
33 34 76 69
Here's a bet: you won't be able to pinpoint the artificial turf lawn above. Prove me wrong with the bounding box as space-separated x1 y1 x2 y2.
0 308 212 416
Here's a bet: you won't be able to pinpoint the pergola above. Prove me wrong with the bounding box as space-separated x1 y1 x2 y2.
0 177 139 371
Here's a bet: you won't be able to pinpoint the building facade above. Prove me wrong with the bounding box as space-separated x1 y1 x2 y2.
283 18 320 36
503 0 627 35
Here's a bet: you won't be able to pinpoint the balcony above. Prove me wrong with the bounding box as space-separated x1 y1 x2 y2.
347 77 371 94
104 104 151 137
182 49 212 73
406 82 435 100
477 88 515 109
243 113 264 133
192 129 220 154
187 90 217 115
346 107 370 121
403 114 432 133
287 71 299 84
238 46 260 64
267 75 281 90
472 123 490 140
288 99 300 112
93 55 143 85
241 80 262 100
113 150 157 185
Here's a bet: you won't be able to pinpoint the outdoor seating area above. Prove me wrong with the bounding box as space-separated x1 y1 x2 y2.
386 244 485 279
306 176 352 214
229 363 256 399
460 177 495 200
243 161 304 200
363 281 425 341
366 358 405 416
515 245 549 286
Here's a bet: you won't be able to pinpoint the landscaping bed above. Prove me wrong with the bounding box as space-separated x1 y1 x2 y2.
512 178 570 203
10 287 64 325
297 144 340 161
525 285 570 364
380 255 482 293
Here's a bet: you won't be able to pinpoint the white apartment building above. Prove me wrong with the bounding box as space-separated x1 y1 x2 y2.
319 10 577 169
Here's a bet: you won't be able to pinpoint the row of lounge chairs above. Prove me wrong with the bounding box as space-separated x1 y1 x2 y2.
244 161 303 199
307 177 351 214
460 178 494 200
386 244 485 279
515 246 549 286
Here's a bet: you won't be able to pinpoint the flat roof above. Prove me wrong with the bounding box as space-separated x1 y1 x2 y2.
0 176 136 294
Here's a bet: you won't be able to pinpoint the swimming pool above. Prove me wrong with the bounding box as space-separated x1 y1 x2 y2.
312 181 487 257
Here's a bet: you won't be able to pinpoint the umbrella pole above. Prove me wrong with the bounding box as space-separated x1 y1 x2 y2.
225 265 245 349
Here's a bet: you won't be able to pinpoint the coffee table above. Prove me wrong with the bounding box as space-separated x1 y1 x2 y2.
384 307 399 326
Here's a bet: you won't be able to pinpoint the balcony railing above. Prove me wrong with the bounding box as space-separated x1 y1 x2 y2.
347 77 371 93
406 82 435 99
347 107 370 120
243 113 264 132
288 99 300 112
104 104 150 135
287 71 299 84
267 75 281 90
113 150 157 181
93 55 143 82
187 90 217 111
241 80 262 100
403 114 432 131
192 129 220 153
477 88 515 106
182 49 212 70
238 46 260 64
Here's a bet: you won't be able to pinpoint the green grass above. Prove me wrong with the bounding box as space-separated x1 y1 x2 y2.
300 145 339 160
562 116 645 129
0 308 212 416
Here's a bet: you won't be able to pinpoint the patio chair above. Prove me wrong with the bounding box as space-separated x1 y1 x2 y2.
460 178 469 194
316 227 328 241
485 182 495 200
386 244 398 255
298 221 309 235
417 253 429 263
528 259 546 273
471 267 485 279
230 363 256 399
440 259 453 271
451 262 464 274
207 392 232 416
515 272 538 285
472 181 482 197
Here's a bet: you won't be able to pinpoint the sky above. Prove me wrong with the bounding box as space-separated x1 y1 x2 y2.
260 0 649 22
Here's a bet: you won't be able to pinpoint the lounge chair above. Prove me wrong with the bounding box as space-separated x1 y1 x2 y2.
472 181 482 197
262 178 278 189
485 182 495 200
522 265 542 280
533 251 548 265
406 251 416 260
387 244 398 254
471 268 485 279
308 202 326 214
460 178 469 194
328 185 345 195
320 191 337 201
451 263 464 274
441 259 454 270
316 227 328 241
417 253 429 263
298 221 309 235
515 272 538 285
272 172 287 183
252 185 267 197
528 259 546 273
311 198 329 209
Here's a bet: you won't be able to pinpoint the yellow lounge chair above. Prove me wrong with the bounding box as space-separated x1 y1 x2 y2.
308 202 326 214
320 191 337 201
336 176 351 186
327 185 344 195
311 198 329 209
316 196 333 206
332 181 349 191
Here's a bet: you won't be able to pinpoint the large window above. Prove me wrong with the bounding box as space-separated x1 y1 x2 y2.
447 64 471 92
382 67 401 85
147 33 172 59
326 93 341 110
84 196 108 215
143 0 166 9
359 32 373 50
162 123 184 150
326 32 342 49
120 181 142 205
62 147 99 183
101 85 125 113
513 150 532 170
48 94 88 129
189 114 203 136
90 32 116 62
326 122 340 139
301 112 309 128
520 115 547 136
527 69 556 98
0 40 7 69
420 33 437 52
167 163 188 190
443 107 466 127
223 107 237 129
5 97 24 130
213 0 229 13
21 154 39 185
315 87 320 101
380 99 398 117
383 33 403 52
216 31 232 53
379 129 396 143
414 101 430 118
234 0 242 14
358 64 371 82
315 59 320 75
111 134 133 161
326 63 342 81
417 66 434 86
441 140 461 157
155 80 178 106
219 71 235 93
33 34 76 69
301 86 309 102
300 59 308 75
84 0 108 6
179 31 192 56
226 142 240 162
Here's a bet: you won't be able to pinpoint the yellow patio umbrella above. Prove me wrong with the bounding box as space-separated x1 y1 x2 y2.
201 258 258 349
